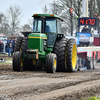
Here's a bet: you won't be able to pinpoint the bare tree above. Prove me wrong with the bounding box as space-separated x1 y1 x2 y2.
46 0 99 35
28 18 33 31
0 13 10 35
21 24 32 32
96 0 100 16
88 0 98 17
58 0 82 34
49 1 63 15
7 4 23 36
0 13 4 33
43 5 48 14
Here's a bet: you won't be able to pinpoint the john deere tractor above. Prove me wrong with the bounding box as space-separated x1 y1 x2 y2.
13 14 77 73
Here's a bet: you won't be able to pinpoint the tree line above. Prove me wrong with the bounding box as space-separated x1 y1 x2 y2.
0 0 100 37
43 0 100 35
0 4 32 37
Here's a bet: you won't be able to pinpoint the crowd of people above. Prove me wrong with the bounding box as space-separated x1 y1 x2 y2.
0 40 15 57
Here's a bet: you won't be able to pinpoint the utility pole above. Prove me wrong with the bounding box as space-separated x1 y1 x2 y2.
83 0 88 17
80 0 88 32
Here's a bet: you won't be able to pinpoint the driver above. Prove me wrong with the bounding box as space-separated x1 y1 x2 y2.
45 25 50 33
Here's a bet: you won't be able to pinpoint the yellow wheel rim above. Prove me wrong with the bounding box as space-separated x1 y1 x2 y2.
21 57 23 67
20 44 22 51
72 43 77 69
65 47 67 66
54 59 57 68
33 59 36 65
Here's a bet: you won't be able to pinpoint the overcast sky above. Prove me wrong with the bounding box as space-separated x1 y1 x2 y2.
0 0 54 25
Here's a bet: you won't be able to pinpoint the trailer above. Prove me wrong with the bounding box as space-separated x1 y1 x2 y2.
77 44 100 69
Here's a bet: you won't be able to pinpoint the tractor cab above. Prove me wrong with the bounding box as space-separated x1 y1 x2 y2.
32 14 63 47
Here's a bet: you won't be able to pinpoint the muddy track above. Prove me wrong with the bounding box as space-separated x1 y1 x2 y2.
0 63 100 100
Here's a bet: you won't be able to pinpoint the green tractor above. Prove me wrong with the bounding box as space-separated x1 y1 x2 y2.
13 14 77 73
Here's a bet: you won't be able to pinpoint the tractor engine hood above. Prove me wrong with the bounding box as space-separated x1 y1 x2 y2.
28 33 47 52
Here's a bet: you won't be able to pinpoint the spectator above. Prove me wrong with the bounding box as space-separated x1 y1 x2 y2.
8 40 12 56
45 25 50 33
82 26 88 32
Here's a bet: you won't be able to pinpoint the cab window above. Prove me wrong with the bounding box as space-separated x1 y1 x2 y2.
33 19 42 32
45 18 56 33
57 19 61 33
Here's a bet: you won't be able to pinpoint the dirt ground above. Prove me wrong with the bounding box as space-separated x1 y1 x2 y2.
0 56 100 100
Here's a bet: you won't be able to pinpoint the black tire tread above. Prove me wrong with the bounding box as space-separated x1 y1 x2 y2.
57 38 68 72
13 51 23 71
46 53 57 73
21 38 28 54
14 37 23 52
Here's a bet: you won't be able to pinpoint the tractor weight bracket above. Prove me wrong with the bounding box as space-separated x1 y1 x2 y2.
27 49 38 59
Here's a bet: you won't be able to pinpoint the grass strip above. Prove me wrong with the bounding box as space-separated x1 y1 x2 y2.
82 96 100 100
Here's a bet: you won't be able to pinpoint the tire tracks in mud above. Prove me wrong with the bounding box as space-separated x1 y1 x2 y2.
0 65 100 100
2 78 100 100
24 79 100 100
0 71 100 100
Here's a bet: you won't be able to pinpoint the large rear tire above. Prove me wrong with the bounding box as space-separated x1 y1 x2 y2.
13 51 23 71
45 53 57 73
14 37 23 52
53 40 60 57
66 38 77 72
21 38 28 54
57 38 68 72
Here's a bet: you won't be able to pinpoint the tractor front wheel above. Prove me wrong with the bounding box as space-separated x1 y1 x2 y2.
45 53 57 73
13 51 23 71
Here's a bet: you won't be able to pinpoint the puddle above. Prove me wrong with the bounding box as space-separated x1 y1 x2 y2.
5 61 12 63
0 75 14 80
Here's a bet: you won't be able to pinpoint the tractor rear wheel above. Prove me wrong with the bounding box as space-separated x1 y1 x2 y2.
66 38 77 72
21 38 28 54
57 38 68 72
13 51 23 71
45 53 57 73
53 40 59 57
14 37 23 52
